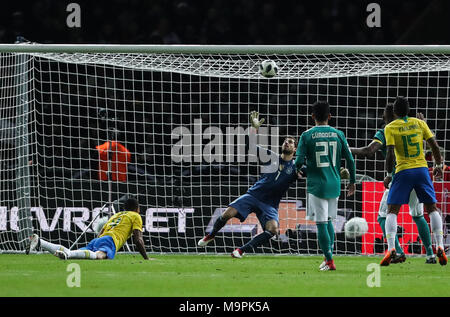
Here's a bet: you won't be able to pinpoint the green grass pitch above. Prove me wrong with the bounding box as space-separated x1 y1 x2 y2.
1 253 449 297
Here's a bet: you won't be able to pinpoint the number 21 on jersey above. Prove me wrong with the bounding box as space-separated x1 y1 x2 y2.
316 141 337 167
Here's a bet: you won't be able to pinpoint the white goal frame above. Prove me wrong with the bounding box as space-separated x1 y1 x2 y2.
1 44 449 256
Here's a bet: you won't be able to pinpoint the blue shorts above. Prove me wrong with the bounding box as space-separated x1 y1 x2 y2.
387 167 437 205
80 235 116 259
229 193 279 229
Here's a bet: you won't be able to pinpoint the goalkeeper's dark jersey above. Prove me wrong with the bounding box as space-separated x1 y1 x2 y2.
246 154 297 209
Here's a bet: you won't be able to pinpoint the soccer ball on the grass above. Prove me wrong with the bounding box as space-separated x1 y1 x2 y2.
344 217 369 239
259 60 278 78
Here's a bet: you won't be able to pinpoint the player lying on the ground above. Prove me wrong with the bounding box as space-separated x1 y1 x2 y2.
351 104 436 264
26 197 149 260
380 96 447 266
198 110 301 258
295 101 356 271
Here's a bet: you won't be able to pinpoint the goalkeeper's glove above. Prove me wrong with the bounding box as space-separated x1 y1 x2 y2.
340 167 350 179
297 165 307 179
250 110 265 129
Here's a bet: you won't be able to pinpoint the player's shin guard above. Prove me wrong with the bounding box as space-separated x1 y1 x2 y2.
385 213 397 252
68 250 98 259
429 211 444 249
317 223 332 261
240 230 274 253
40 239 70 255
209 215 228 237
378 216 403 254
413 216 433 256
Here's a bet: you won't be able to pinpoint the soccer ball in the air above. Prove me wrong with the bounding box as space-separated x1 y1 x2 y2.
344 217 369 239
259 60 278 78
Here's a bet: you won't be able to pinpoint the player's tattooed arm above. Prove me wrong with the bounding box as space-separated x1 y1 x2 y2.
427 137 443 180
350 140 382 158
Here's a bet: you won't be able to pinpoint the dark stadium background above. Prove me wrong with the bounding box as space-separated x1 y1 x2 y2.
1 0 449 254
0 0 448 45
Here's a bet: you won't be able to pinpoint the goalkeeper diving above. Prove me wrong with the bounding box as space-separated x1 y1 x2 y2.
198 110 300 257
26 197 150 260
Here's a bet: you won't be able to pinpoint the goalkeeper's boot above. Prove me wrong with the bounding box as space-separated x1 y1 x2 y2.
437 246 448 266
319 259 336 271
55 249 68 260
425 255 437 264
198 234 215 247
380 248 396 266
391 253 406 264
26 234 40 255
231 248 244 258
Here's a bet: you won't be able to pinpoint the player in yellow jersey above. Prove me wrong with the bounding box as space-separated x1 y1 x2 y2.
380 97 447 266
27 197 149 260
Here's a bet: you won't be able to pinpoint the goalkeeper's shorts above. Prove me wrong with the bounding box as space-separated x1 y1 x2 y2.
81 235 116 259
387 167 437 205
229 193 279 229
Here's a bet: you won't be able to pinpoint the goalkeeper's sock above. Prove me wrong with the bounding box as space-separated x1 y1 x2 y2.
240 231 274 253
429 211 444 249
327 219 335 254
68 250 98 260
40 239 69 255
378 216 404 255
385 213 397 251
209 215 228 237
413 216 434 256
317 223 332 261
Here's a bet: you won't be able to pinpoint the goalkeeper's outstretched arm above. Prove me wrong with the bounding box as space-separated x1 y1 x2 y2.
247 110 278 163
132 229 149 260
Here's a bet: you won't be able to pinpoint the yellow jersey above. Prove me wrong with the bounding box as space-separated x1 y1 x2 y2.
384 116 433 173
99 211 143 252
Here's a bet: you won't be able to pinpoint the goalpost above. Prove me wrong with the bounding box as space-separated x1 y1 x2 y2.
0 44 449 256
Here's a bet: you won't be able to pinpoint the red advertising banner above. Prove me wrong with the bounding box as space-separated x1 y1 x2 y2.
362 181 450 255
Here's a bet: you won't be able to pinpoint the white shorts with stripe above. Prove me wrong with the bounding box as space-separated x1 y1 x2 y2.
306 193 339 223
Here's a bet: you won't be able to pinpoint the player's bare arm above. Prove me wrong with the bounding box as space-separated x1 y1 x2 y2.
350 140 382 158
384 145 395 189
132 229 149 260
416 112 429 152
426 137 443 179
347 183 356 197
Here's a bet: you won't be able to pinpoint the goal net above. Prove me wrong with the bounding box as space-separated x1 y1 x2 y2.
1 45 449 256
